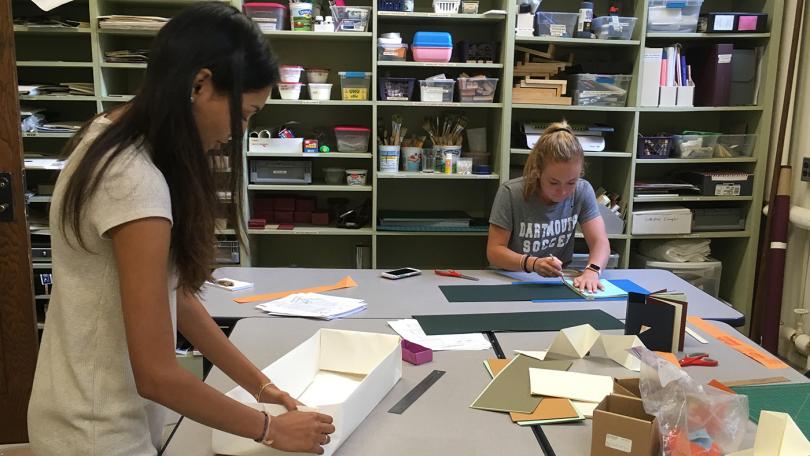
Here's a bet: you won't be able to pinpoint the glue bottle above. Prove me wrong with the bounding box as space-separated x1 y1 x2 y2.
575 1 594 38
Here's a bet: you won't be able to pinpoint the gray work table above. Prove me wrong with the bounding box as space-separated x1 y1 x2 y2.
494 321 809 456
162 317 541 456
204 267 745 325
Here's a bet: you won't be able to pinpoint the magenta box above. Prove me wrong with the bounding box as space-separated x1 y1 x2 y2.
412 46 452 63
401 339 432 365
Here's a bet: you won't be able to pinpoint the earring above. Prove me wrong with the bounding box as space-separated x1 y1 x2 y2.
190 96 195 103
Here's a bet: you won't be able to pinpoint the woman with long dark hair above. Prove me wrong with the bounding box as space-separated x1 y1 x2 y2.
27 3 334 454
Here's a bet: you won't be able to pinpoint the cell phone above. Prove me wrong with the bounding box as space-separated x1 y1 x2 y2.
381 267 422 280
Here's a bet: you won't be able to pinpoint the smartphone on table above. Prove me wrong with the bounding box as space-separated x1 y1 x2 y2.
381 267 422 280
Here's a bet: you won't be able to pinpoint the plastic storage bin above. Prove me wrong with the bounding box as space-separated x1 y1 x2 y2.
378 0 413 12
534 12 579 37
570 74 632 106
433 0 460 14
279 65 304 83
632 254 722 298
330 5 371 32
346 169 368 185
456 77 498 102
306 68 329 83
592 16 637 40
379 77 415 101
307 83 332 100
692 207 746 231
338 72 371 100
378 44 408 61
244 2 288 31
334 126 371 152
277 82 302 100
672 134 720 158
647 0 705 33
412 32 453 63
215 240 241 264
637 134 673 159
419 79 455 103
715 134 757 158
324 167 346 185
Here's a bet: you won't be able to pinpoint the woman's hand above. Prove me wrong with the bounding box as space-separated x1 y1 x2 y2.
573 269 604 293
258 384 301 411
267 411 336 455
533 256 563 277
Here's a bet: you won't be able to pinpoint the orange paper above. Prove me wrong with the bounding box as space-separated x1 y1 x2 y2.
235 276 358 304
655 351 680 367
686 316 789 369
485 358 511 377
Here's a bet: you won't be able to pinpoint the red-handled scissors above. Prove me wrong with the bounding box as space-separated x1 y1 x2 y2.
679 352 718 367
435 270 479 281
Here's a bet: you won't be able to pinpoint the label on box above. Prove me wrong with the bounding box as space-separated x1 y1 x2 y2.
605 434 633 453
718 54 733 64
738 15 758 31
342 88 368 100
712 14 735 31
715 183 741 196
549 24 567 36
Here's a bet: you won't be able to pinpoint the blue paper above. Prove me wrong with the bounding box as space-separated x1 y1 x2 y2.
609 279 650 295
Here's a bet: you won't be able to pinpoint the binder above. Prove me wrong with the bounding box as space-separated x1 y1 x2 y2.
730 48 758 106
640 47 663 106
692 43 734 106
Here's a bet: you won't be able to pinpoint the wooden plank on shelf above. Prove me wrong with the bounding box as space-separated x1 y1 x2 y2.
512 86 561 98
512 93 572 105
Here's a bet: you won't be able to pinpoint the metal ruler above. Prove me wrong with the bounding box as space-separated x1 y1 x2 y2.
387 370 446 415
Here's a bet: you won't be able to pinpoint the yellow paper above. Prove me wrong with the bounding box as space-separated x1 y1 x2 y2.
727 411 810 456
529 368 613 404
235 276 358 304
545 324 601 360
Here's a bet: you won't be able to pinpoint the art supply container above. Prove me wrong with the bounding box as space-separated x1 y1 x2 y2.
441 145 462 173
400 147 422 171
379 145 400 172
279 65 304 83
421 148 435 173
324 167 345 185
307 83 332 100
339 72 372 100
244 2 288 31
290 2 313 31
334 126 371 152
346 169 368 185
457 157 473 174
278 82 302 100
306 68 329 83
412 32 453 62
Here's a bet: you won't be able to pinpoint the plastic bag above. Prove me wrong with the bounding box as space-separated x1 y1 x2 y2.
631 347 749 456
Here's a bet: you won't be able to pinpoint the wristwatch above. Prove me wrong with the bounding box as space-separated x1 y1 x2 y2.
585 263 601 276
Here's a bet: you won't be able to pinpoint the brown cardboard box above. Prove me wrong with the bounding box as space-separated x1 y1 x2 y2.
591 394 659 456
613 378 640 398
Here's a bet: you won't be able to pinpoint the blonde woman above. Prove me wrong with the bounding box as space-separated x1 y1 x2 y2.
487 122 610 292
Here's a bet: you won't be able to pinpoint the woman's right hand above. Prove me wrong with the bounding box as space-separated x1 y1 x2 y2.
533 256 563 277
267 410 335 455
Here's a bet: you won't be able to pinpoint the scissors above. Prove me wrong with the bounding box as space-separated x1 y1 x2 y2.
435 270 479 281
679 352 718 367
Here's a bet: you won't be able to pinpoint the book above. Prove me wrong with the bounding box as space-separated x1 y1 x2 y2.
624 291 688 352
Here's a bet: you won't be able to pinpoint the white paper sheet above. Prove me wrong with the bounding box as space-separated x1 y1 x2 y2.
31 0 74 12
529 368 613 404
387 319 491 351
255 293 366 320
545 324 601 359
514 350 548 360
590 335 644 371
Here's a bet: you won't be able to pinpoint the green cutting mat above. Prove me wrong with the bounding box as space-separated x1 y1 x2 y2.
440 283 582 302
731 383 810 439
414 309 625 335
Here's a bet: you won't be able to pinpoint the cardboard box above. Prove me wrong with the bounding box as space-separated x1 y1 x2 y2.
274 211 294 224
248 137 304 154
591 394 659 456
294 211 312 223
613 378 640 398
631 206 692 235
212 329 402 456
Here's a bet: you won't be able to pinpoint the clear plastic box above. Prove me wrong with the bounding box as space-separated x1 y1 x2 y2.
592 16 637 40
672 134 720 159
534 12 579 37
244 2 288 31
647 0 705 33
456 77 498 103
715 134 757 158
377 43 408 61
339 72 371 100
569 73 632 107
692 207 746 232
632 254 722 298
334 126 371 152
419 79 455 103
330 5 371 32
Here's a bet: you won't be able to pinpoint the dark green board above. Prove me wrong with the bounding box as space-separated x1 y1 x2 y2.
413 310 625 335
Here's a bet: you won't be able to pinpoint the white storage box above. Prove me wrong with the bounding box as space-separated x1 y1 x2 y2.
647 0 704 33
212 329 402 456
632 255 722 298
248 136 304 154
631 206 692 235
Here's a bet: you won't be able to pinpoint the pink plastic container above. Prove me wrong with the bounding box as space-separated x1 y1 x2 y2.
411 46 452 63
244 3 288 31
401 339 433 365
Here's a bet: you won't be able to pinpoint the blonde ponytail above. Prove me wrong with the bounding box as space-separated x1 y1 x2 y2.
522 121 584 200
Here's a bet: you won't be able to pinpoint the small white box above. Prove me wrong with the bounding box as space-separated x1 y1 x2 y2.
659 86 677 106
676 85 695 107
631 206 692 235
212 329 402 456
248 137 304 154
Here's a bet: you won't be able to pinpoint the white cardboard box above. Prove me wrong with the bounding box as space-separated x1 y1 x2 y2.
631 206 692 235
248 137 304 154
212 329 402 456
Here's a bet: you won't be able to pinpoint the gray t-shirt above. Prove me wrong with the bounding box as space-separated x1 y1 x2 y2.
489 177 601 264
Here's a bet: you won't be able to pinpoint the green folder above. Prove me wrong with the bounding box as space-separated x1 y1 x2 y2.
731 383 810 439
440 283 583 302
414 309 624 335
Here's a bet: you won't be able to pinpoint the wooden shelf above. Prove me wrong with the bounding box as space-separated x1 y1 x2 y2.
636 157 757 165
264 99 374 106
377 11 507 22
14 25 91 34
249 227 373 236
638 106 764 112
246 152 372 159
646 32 770 40
377 101 503 108
377 61 504 69
375 230 489 236
248 184 373 192
634 196 754 203
511 149 632 158
512 104 635 112
262 30 372 40
96 28 160 36
376 172 500 180
631 231 751 240
19 95 96 101
515 36 640 46
101 62 147 69
17 61 93 68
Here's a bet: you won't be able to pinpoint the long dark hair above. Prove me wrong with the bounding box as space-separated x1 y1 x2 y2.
60 2 279 293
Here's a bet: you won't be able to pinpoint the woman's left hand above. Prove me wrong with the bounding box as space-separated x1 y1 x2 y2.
573 269 604 294
258 384 301 411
